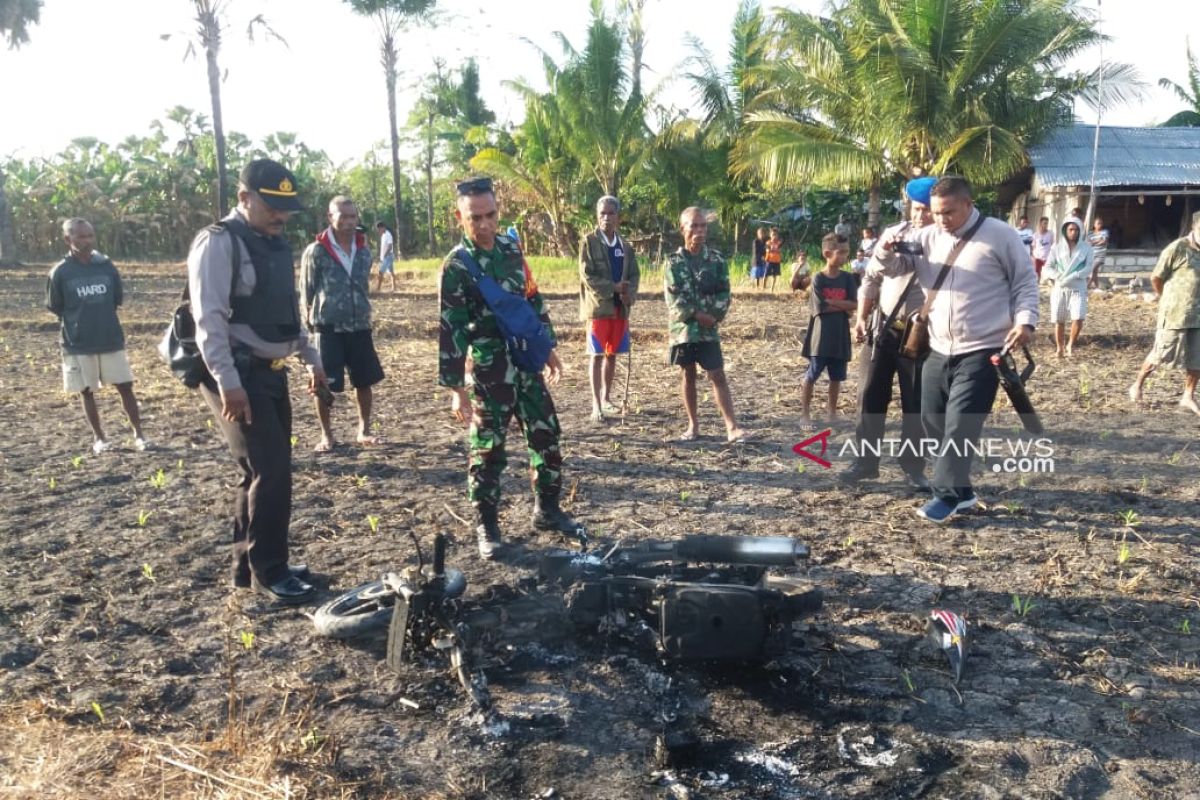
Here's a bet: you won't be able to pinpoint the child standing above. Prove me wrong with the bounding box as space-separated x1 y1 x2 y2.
800 232 857 423
751 227 768 289
765 228 784 291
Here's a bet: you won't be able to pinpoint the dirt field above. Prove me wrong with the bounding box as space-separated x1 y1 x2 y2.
1 261 1198 800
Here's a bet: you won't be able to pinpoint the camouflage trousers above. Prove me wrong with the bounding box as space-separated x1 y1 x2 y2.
468 373 563 509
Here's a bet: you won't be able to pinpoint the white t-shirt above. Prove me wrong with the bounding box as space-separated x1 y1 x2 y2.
379 230 394 259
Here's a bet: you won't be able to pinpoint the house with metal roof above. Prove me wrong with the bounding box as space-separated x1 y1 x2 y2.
1014 124 1200 273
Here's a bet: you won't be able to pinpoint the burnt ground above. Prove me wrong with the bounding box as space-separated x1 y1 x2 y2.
0 262 1198 799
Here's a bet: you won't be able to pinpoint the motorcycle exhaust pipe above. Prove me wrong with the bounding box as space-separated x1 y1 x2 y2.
674 535 808 566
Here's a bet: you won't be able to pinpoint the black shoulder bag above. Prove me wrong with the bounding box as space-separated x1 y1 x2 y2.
159 223 240 388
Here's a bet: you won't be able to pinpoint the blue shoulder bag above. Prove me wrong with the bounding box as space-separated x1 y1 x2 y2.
455 246 554 374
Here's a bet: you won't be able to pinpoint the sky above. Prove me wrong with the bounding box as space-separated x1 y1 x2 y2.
0 0 1192 165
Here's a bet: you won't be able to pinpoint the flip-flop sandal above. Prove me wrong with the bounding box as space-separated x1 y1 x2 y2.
677 431 698 442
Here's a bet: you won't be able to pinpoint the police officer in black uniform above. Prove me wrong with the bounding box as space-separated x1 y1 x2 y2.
187 159 328 603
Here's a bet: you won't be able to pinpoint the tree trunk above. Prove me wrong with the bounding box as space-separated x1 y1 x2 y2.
383 33 405 257
425 109 436 256
867 182 881 231
0 170 17 266
204 26 229 217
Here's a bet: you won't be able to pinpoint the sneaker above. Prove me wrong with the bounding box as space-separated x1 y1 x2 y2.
956 490 978 512
92 439 112 455
916 497 958 524
476 523 501 560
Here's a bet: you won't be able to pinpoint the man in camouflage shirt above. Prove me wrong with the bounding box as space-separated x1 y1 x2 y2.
1128 210 1200 415
439 177 583 559
665 207 749 442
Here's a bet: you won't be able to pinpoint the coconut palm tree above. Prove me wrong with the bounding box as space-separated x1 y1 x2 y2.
344 0 437 256
1160 40 1200 127
735 0 1142 227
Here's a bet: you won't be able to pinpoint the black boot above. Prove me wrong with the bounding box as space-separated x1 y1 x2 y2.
532 494 586 544
476 504 502 560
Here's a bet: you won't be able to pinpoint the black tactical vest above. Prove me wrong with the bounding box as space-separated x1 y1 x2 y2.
221 216 301 343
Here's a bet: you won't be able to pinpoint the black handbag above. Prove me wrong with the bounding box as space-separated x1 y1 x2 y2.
159 225 240 388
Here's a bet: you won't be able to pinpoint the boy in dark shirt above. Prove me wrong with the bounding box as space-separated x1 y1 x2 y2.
46 219 147 454
800 232 857 422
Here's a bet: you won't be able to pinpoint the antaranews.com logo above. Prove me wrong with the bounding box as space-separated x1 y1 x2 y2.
793 430 1056 474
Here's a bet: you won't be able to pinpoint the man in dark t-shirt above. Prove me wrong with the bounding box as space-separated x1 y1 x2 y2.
800 232 857 422
46 218 148 454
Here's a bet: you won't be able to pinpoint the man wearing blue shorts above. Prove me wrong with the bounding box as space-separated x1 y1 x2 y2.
373 221 396 293
800 232 857 423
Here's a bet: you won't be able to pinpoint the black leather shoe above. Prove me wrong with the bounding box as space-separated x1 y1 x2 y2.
253 574 316 605
837 462 880 484
904 470 932 492
234 563 310 589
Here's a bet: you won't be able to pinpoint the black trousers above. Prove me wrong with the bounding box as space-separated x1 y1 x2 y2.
851 328 925 474
920 349 1000 504
200 363 293 586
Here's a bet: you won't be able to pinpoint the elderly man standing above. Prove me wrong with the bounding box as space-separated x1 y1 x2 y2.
439 177 581 559
579 195 639 422
665 207 748 443
47 218 148 454
300 196 385 452
871 176 1039 524
1128 210 1200 415
841 177 936 490
188 159 328 604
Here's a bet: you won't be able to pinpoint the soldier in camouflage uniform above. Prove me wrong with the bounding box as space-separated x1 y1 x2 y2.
665 207 749 443
439 177 582 559
1128 210 1200 415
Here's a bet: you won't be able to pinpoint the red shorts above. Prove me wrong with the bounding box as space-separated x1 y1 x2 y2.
1033 258 1045 278
588 317 630 356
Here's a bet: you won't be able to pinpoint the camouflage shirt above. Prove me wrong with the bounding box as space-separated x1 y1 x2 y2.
663 245 731 345
1153 237 1200 330
300 229 374 332
438 233 557 387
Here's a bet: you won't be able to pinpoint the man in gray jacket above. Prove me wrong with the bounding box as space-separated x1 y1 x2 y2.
188 159 328 603
870 176 1039 524
300 196 384 451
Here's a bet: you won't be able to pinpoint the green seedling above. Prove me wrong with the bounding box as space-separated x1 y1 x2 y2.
1139 475 1148 493
1118 509 1141 528
612 441 622 452
176 458 184 471
135 509 153 527
901 669 917 694
1166 450 1183 466
149 469 168 490
48 476 57 489
207 419 213 429
240 630 256 650
842 534 856 549
1099 430 1112 439
91 702 105 722
796 463 806 474
1011 594 1036 617
300 728 327 752
142 563 156 582
1078 368 1091 398
355 475 368 488
1117 541 1133 565
70 455 84 468
366 514 380 534
679 490 691 502
1179 618 1192 635
290 435 299 447
1003 501 1022 513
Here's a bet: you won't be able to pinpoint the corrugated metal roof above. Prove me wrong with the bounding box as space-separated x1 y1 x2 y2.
1028 125 1200 188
